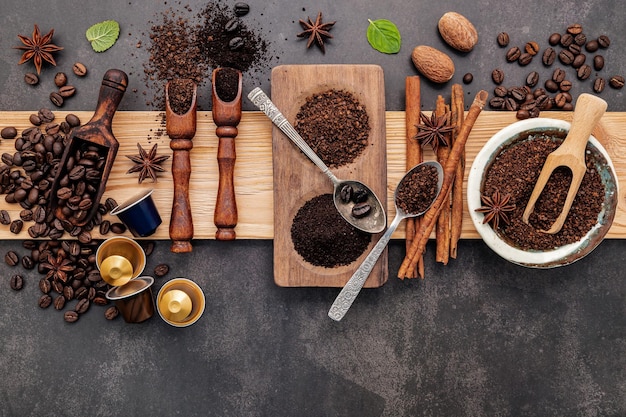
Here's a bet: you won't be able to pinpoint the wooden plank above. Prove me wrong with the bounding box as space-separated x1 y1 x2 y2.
0 110 625 242
270 64 388 288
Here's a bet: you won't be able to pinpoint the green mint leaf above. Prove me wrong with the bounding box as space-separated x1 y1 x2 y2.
366 19 401 54
86 20 120 52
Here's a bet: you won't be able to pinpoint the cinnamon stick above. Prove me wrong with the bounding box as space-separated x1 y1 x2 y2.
435 96 451 265
398 90 488 279
404 76 423 279
450 84 465 259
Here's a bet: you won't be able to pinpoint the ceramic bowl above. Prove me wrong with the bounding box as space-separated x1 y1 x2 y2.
467 118 618 268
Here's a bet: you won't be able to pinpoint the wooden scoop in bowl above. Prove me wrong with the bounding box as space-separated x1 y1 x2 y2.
522 93 607 234
165 79 197 253
212 67 242 241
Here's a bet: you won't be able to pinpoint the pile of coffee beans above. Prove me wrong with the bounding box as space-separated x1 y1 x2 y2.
492 24 623 119
23 63 87 108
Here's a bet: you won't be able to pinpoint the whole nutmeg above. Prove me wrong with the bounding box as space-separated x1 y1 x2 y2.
411 45 455 83
437 12 478 52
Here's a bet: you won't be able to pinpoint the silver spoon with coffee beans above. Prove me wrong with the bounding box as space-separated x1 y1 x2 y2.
248 87 386 234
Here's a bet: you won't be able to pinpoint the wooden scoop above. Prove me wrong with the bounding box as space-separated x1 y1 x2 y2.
49 69 128 227
522 93 607 234
165 79 197 253
211 67 242 241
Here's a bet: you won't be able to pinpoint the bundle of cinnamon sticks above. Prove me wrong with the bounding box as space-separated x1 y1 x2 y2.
402 76 487 279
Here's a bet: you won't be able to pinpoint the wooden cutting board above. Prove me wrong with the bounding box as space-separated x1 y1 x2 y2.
270 65 388 288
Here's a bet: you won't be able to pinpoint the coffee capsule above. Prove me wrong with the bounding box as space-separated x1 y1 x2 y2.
96 236 146 286
106 276 155 323
156 278 205 327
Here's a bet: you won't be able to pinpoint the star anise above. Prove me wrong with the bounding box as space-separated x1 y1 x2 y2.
126 143 170 183
415 111 455 153
14 24 63 75
475 189 516 230
41 254 73 283
297 12 336 53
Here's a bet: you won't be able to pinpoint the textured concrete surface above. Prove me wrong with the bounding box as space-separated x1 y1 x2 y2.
1 1 625 416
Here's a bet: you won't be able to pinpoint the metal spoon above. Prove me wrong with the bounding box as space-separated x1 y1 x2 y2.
248 87 386 234
328 161 444 321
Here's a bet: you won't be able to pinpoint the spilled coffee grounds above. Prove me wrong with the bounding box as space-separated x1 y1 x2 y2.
168 79 195 115
291 194 371 268
396 164 439 215
294 89 370 168
482 131 605 250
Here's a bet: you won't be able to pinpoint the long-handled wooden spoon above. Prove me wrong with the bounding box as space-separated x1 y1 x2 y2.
212 67 242 241
165 79 197 253
522 93 607 234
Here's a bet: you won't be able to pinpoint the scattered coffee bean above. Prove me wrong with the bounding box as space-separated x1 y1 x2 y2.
585 40 599 52
597 35 610 48
52 280 63 294
574 33 587 46
10 274 24 291
339 184 353 203
506 46 521 62
21 255 35 270
64 311 79 323
54 295 66 310
494 86 508 97
572 53 586 68
462 73 473 84
49 92 64 107
75 298 90 314
72 62 87 76
99 220 110 235
497 32 509 47
352 188 368 203
59 85 76 98
609 75 625 89
593 55 604 71
518 53 533 66
24 72 39 85
489 97 505 109
526 71 539 87
559 49 574 65
63 286 74 301
525 41 540 56
577 64 592 80
154 263 170 277
65 114 81 127
552 68 566 83
351 202 371 218
491 68 504 84
548 33 561 46
105 306 119 320
20 209 33 222
1 127 17 139
568 43 581 55
234 2 250 16
228 37 244 51
225 18 240 32
54 72 68 87
105 197 118 212
39 278 51 294
39 294 52 309
143 241 155 256
5 250 19 266
38 108 54 123
567 23 583 35
593 77 606 93
559 80 572 92
560 33 574 47
110 222 127 234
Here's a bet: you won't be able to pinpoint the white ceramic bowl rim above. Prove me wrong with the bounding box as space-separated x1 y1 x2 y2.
467 118 618 268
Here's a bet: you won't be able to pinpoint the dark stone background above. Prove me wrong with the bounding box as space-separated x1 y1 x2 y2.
0 1 625 416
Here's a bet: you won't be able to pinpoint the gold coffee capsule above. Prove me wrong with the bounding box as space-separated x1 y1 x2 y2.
96 236 146 286
99 255 133 286
156 278 205 327
158 289 193 322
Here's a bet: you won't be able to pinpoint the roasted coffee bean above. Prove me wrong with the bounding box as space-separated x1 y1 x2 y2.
559 80 573 92
105 306 119 320
510 87 526 101
87 270 102 283
65 114 81 127
58 85 76 98
99 220 111 235
9 219 23 234
574 33 587 46
54 72 68 87
518 53 532 66
506 46 521 62
20 209 33 222
1 153 14 166
64 311 79 323
228 37 244 51
93 296 108 306
72 62 87 77
585 39 599 52
525 41 540 56
593 77 606 93
491 68 504 84
516 109 530 120
554 93 568 108
559 50 574 65
10 274 24 291
504 97 518 111
523 71 538 87
52 280 63 294
34 206 46 223
225 17 240 32
552 68 566 83
598 35 610 48
75 298 90 314
535 94 550 110
54 295 66 310
609 75 625 89
5 250 19 266
567 23 583 35
75 286 88 299
24 72 39 85
494 86 508 97
577 64 592 80
568 43 581 55
154 263 170 277
39 294 52 308
462 73 473 84
38 108 54 123
497 32 509 47
593 55 605 71
57 187 72 200
352 188 368 203
1 127 17 139
49 92 64 107
63 286 74 301
560 33 574 47
0 210 10 225
39 278 51 294
489 97 505 109
352 202 371 218
21 255 34 270
339 184 353 203
548 33 561 46
104 197 118 212
78 231 92 244
234 2 250 16
572 54 586 68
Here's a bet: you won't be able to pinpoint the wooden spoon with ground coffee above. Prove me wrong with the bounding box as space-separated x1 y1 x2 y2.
328 161 443 321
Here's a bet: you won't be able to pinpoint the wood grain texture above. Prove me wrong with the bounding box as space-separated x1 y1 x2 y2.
0 110 625 242
270 64 388 288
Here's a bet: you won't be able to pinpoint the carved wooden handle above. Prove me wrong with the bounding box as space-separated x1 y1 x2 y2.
169 140 193 252
214 127 237 240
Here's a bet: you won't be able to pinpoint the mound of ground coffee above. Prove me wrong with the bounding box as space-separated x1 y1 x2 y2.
294 89 370 168
483 131 605 250
168 79 195 115
396 164 439 215
291 194 371 268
